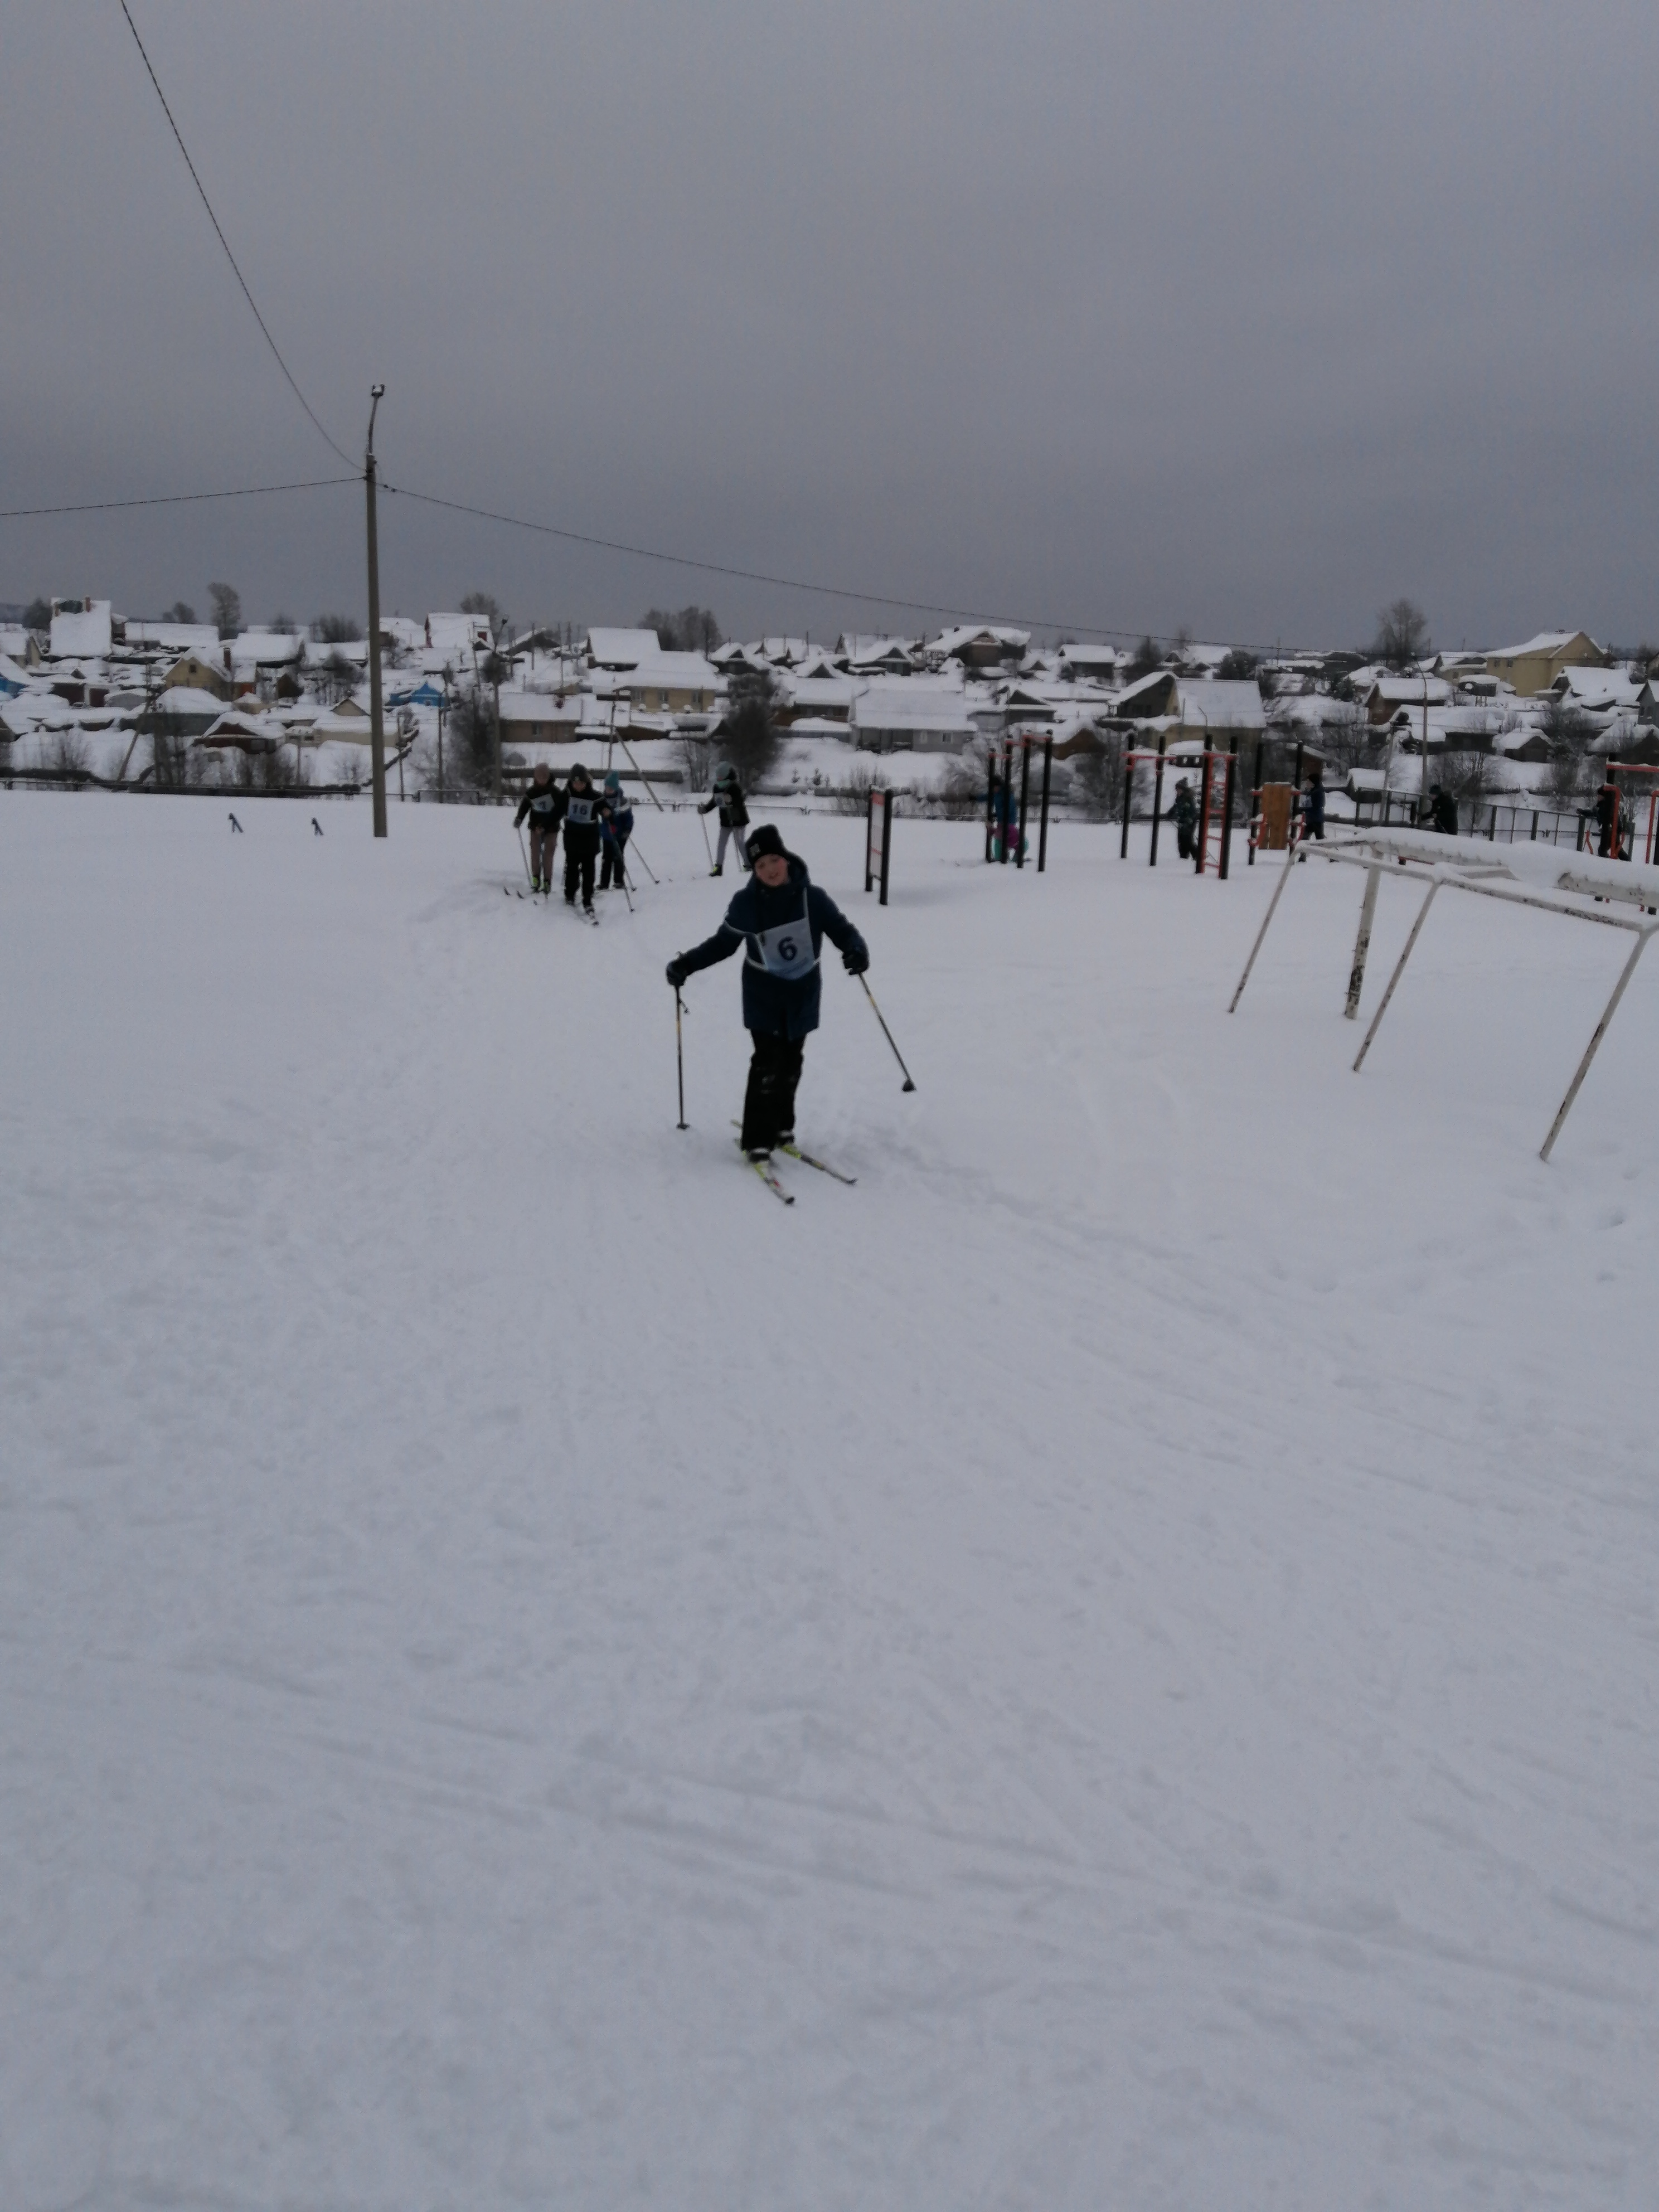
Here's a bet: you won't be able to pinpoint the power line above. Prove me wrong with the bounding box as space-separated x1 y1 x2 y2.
0 477 356 521
116 0 356 470
379 479 1176 646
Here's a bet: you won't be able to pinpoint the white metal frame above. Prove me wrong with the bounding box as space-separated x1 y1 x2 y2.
1228 830 1659 1162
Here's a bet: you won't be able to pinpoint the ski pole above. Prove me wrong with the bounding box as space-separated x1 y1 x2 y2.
605 832 634 912
858 974 916 1092
515 822 533 884
626 834 659 885
697 808 714 867
675 989 688 1128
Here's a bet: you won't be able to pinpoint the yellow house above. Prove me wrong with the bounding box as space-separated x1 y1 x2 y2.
159 651 232 701
1484 630 1607 697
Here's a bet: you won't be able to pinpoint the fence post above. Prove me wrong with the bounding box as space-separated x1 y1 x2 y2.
1120 745 1133 860
1037 737 1052 872
984 749 997 863
1149 730 1167 867
1219 736 1237 880
1016 735 1032 869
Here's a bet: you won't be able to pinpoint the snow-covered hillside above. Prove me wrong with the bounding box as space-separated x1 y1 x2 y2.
3 793 1656 2208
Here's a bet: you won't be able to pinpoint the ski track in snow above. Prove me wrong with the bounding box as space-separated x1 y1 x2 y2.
2 794 1656 2209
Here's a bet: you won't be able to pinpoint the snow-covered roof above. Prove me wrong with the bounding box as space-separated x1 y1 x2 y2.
840 634 920 670
153 686 229 716
230 630 305 667
122 622 220 654
426 612 493 655
1175 680 1265 731
1555 667 1641 712
585 627 661 670
933 624 1030 657
1488 630 1602 661
49 601 114 658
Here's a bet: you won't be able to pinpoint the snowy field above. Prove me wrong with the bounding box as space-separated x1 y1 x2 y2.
3 792 1657 2210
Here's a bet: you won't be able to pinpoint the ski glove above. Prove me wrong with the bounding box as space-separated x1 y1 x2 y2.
842 947 869 976
666 957 690 989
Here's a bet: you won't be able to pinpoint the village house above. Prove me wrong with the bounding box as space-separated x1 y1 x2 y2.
1362 672 1453 725
852 680 978 754
48 599 116 658
1485 629 1607 697
1175 678 1268 741
932 624 1030 673
838 635 920 676
157 651 234 701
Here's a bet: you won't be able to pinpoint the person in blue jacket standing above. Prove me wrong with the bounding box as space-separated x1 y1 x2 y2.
599 770 634 891
665 824 869 1157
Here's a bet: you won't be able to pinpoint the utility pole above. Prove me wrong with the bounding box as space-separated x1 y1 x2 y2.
1421 667 1430 826
365 382 387 838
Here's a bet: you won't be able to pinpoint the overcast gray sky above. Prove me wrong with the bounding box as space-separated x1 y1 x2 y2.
4 1 1656 649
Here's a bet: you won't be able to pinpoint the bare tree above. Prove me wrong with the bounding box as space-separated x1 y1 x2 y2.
269 613 298 635
1539 701 1597 809
1373 598 1430 670
163 599 196 625
459 591 507 642
720 665 782 788
208 582 242 639
1124 634 1161 682
643 605 722 653
1217 648 1257 681
1069 734 1128 821
1317 702 1380 779
450 685 499 792
310 612 363 644
677 732 712 793
22 595 51 632
314 650 357 707
50 728 91 777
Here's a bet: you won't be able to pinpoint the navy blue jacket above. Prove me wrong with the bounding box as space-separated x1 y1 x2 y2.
676 856 867 1040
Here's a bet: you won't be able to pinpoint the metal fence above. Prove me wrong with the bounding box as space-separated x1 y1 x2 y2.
1348 790 1592 846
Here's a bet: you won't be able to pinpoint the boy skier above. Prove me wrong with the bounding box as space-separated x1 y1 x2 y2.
561 763 602 913
697 760 750 875
665 824 868 1157
513 761 564 892
599 769 634 891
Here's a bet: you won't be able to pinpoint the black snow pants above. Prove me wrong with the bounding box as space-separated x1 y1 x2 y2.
599 831 628 889
740 1035 806 1153
564 833 597 905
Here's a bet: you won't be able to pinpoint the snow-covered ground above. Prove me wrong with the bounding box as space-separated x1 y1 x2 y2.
3 793 1656 2209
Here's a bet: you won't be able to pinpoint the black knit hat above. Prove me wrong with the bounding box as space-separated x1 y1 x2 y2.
745 824 787 864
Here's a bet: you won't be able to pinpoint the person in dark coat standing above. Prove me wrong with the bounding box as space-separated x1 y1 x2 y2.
697 761 750 875
1298 759 1326 842
561 763 603 912
598 770 634 891
513 762 565 892
1171 777 1198 861
1432 784 1460 836
665 825 869 1157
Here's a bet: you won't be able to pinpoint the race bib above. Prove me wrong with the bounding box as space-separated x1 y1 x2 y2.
751 895 817 979
567 797 595 824
530 794 556 817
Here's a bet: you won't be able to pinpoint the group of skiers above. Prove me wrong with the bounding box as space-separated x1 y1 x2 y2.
512 763 634 908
